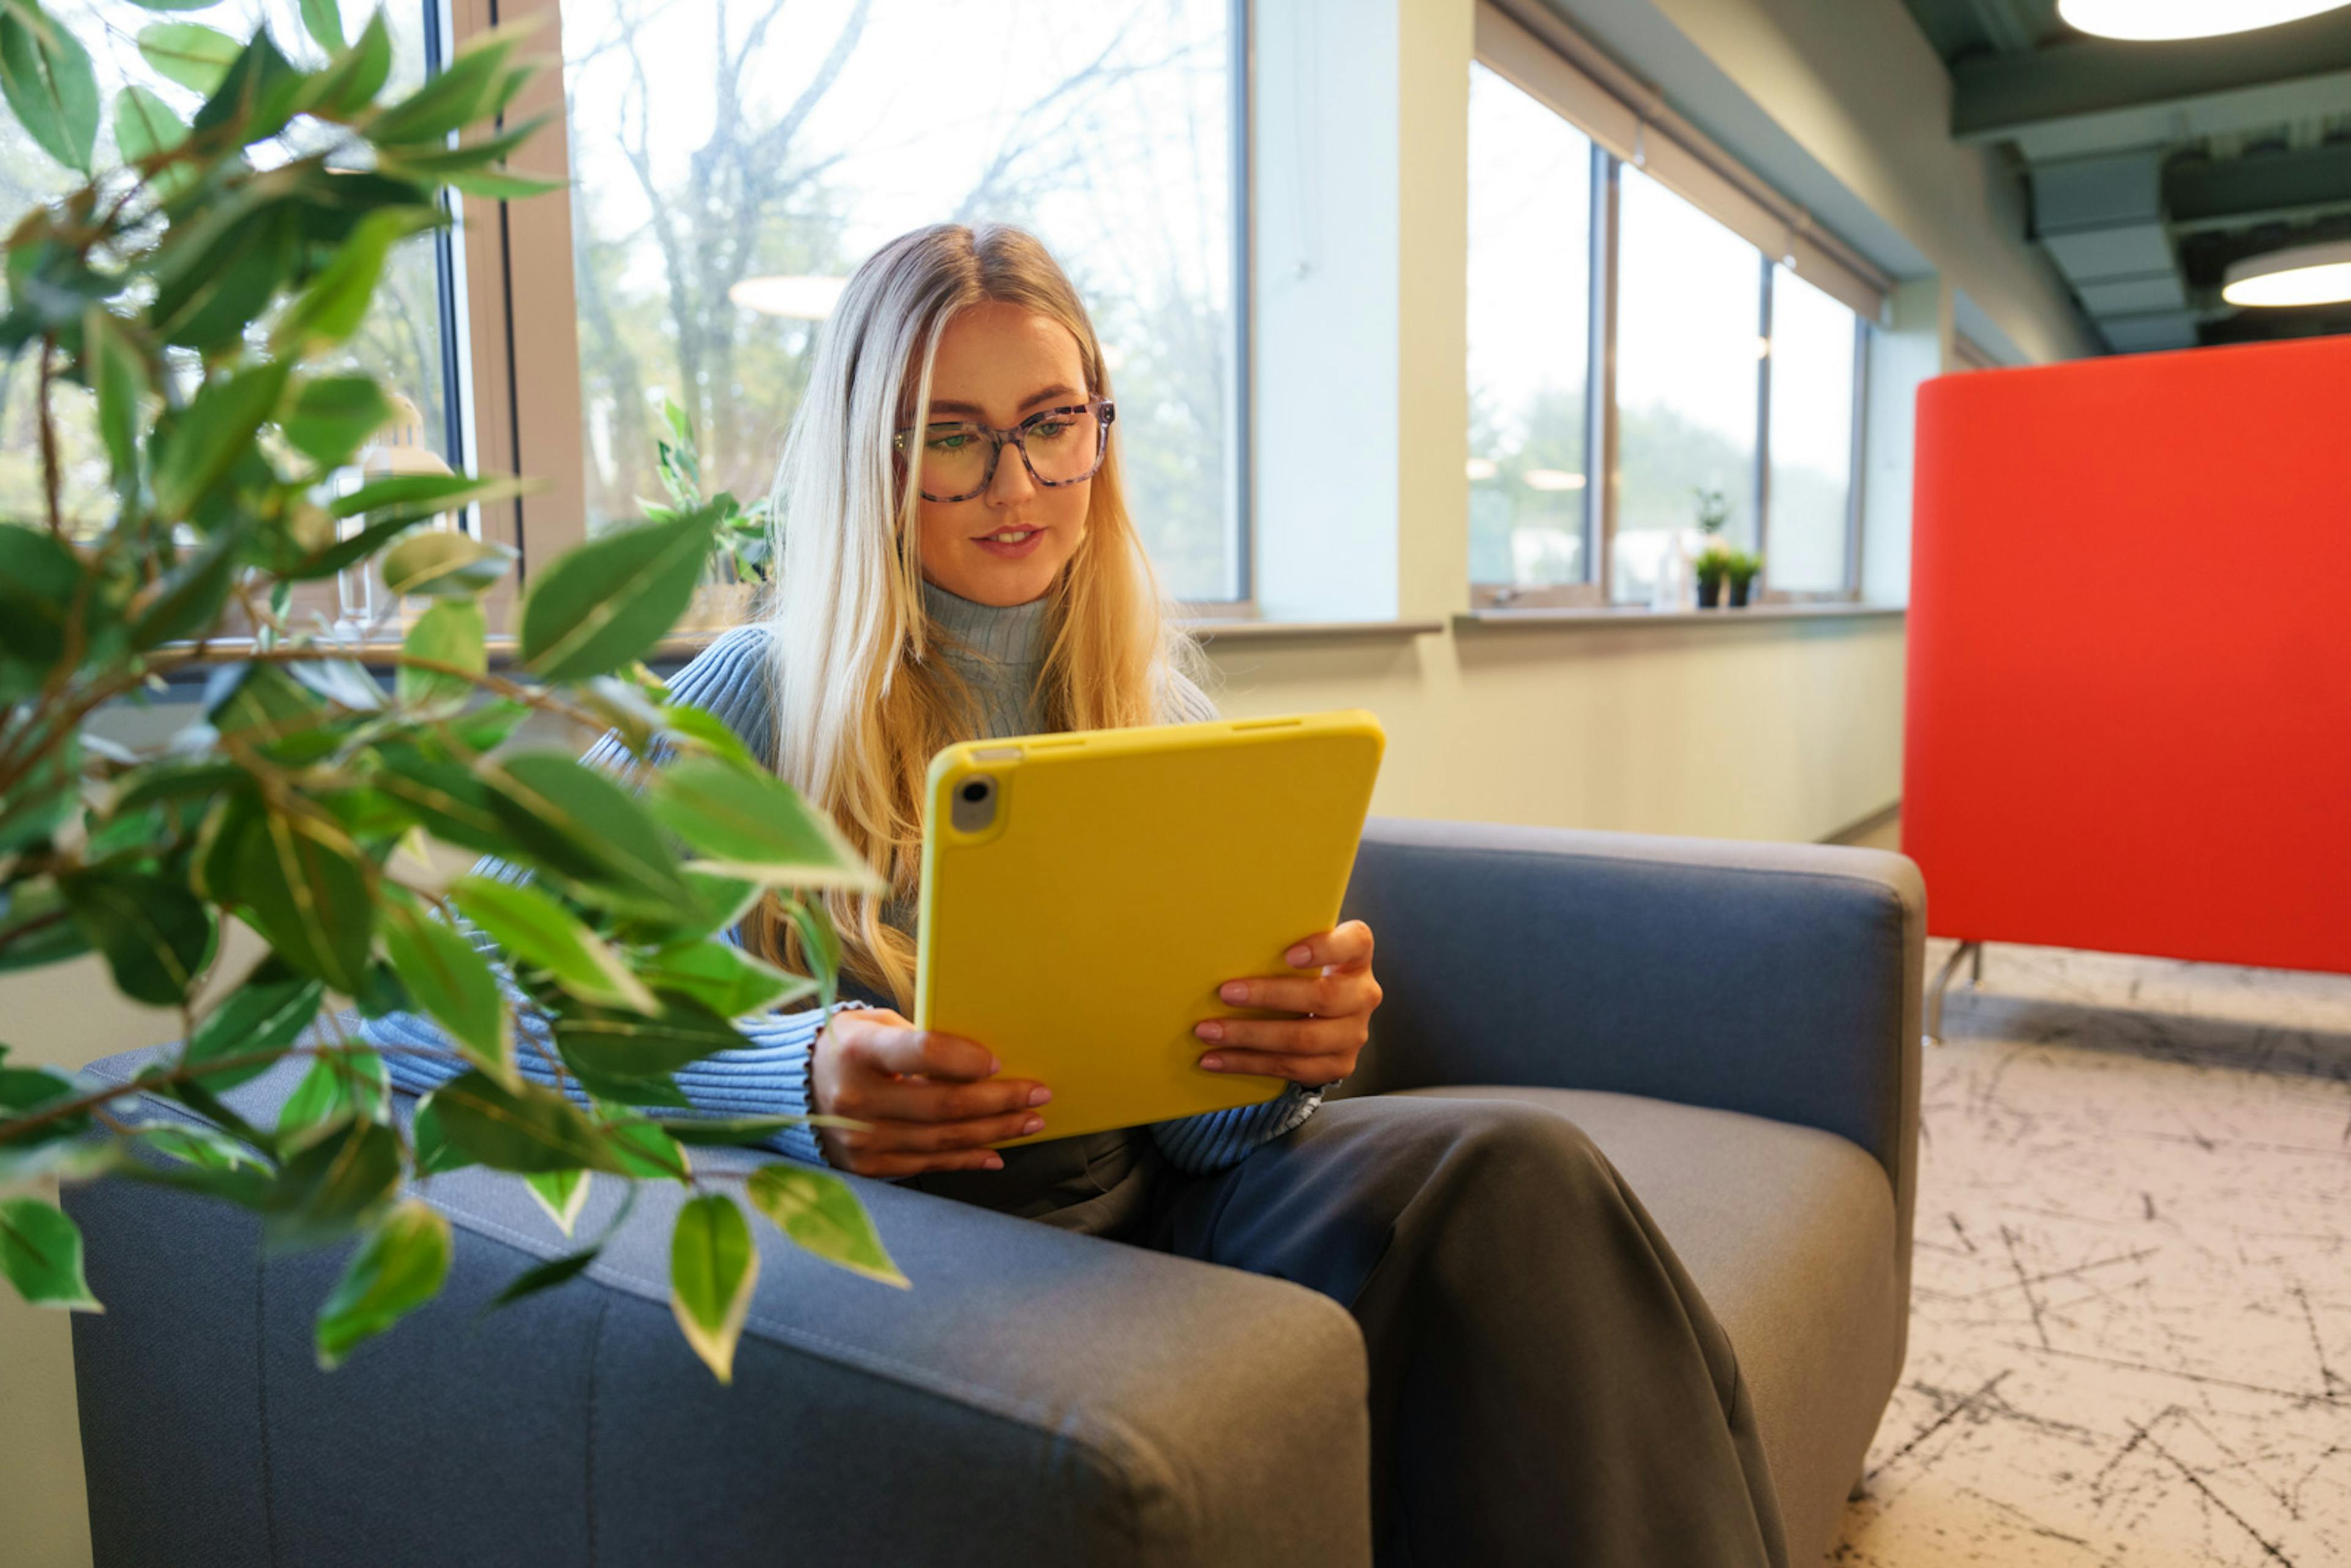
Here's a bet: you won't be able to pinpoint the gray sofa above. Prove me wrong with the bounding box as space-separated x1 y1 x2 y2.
66 817 1922 1567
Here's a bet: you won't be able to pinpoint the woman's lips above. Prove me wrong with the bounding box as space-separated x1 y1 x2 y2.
972 526 1046 559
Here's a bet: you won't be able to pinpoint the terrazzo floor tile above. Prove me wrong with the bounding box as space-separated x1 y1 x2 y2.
1828 939 2351 1566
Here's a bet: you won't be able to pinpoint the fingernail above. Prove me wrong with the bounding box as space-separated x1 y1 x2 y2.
1027 1086 1052 1106
1200 1054 1224 1071
1021 1116 1044 1135
1286 945 1312 966
1196 1020 1224 1041
986 1056 1002 1075
1219 981 1248 1003
984 1154 1003 1169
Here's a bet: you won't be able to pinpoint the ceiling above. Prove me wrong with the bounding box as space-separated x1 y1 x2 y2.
1899 0 2351 351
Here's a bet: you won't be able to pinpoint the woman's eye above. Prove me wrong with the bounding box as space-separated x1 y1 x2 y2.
928 432 972 452
1029 421 1070 441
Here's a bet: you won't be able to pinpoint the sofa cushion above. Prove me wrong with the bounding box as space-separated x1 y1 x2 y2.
1395 1086 1899 1567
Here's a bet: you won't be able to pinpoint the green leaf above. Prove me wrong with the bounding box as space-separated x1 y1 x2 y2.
746 1162 907 1289
60 868 217 1007
669 1193 757 1384
206 797 375 996
0 522 91 698
303 8 389 118
119 0 227 12
283 656 384 712
189 26 305 143
0 882 92 974
367 749 511 856
489 752 694 917
448 876 654 1015
392 599 484 707
524 1168 588 1237
81 306 144 501
181 959 322 1090
271 205 438 356
203 662 324 743
328 470 523 522
282 374 391 466
654 702 757 770
134 20 239 93
0 737 77 855
129 524 241 651
648 758 882 891
314 1198 448 1368
366 23 527 144
636 940 814 1019
602 1118 689 1180
410 1095 471 1174
482 1246 596 1311
138 1121 270 1175
424 1070 632 1175
518 504 721 681
380 530 511 599
151 361 291 522
0 0 100 174
276 1047 387 1147
261 1117 400 1248
298 0 344 53
0 1196 101 1310
111 84 189 184
552 993 738 1082
380 895 509 1083
651 1113 844 1147
784 898 840 1013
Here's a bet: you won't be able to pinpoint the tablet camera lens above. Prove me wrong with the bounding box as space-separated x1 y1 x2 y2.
961 779 989 803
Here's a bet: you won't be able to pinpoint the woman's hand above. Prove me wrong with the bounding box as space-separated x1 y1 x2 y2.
811 1007 1051 1177
1193 920 1382 1089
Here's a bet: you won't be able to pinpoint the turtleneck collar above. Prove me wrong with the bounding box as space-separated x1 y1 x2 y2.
920 575 1050 670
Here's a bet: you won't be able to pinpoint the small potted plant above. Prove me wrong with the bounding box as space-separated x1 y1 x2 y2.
1727 552 1764 607
1694 545 1733 608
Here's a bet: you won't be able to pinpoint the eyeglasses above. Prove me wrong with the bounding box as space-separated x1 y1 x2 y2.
891 398 1116 503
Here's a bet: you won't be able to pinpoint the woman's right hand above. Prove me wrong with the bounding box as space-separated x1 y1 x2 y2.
811 1007 1051 1177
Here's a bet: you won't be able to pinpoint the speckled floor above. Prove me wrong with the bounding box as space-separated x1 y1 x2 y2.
1826 939 2351 1566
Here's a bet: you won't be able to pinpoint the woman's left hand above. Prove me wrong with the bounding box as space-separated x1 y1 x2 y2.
1193 919 1382 1088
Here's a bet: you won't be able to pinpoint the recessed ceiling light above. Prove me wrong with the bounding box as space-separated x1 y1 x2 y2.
2057 0 2351 41
727 275 850 319
2221 239 2351 307
1522 469 1586 492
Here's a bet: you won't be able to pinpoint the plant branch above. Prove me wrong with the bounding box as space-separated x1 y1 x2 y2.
37 335 61 538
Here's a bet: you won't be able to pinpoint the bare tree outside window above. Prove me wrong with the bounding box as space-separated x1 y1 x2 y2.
561 0 1239 601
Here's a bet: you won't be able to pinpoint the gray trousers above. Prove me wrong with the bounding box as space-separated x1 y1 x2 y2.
1134 1095 1789 1568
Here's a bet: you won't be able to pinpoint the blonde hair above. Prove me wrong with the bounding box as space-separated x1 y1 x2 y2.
747 222 1212 1010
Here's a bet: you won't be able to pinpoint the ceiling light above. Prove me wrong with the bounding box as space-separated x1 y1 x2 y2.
727 275 849 319
2057 0 2351 40
1466 457 1499 481
2221 239 2351 307
1522 469 1586 492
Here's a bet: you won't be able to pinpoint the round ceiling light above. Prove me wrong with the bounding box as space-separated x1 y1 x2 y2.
2057 0 2351 40
727 275 849 319
2221 239 2351 307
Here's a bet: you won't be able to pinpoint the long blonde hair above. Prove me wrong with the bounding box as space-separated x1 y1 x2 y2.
748 222 1212 1009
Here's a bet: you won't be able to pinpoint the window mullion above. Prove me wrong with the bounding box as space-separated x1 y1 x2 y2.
1592 148 1621 602
1753 254 1774 586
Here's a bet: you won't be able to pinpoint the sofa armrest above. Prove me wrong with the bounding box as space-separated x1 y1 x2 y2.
1335 817 1922 1297
66 1049 1370 1568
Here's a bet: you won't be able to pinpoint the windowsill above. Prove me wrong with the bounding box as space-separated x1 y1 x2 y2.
1455 602 1905 631
1179 617 1445 642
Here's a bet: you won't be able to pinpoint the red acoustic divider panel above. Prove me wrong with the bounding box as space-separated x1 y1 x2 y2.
1903 334 2351 975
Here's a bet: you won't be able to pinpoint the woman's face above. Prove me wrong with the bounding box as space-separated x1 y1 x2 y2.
911 301 1095 607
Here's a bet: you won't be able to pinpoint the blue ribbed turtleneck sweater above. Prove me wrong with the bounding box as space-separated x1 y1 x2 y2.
369 578 1325 1177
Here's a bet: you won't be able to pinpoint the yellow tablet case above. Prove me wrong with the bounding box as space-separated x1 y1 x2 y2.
915 708 1385 1147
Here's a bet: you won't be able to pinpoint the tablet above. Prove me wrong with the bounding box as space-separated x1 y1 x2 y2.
913 708 1385 1147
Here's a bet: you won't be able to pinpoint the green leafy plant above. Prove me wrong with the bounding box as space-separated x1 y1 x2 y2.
1693 544 1734 588
0 1 898 1383
1692 486 1729 536
1726 551 1763 591
653 395 770 586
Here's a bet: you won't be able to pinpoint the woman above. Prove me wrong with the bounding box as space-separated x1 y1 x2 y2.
377 223 1786 1566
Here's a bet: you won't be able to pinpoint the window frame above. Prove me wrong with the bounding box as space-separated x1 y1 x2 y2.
1468 6 1878 611
451 0 1256 613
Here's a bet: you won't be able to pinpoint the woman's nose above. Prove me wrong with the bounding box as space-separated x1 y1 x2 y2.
987 441 1037 505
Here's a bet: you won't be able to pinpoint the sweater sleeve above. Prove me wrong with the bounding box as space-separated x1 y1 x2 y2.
367 623 855 1168
1145 658 1328 1174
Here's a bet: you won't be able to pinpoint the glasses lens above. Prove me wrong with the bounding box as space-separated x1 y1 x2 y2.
918 425 992 497
1020 408 1102 484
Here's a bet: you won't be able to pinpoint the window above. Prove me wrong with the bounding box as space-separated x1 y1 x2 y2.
1763 265 1861 595
557 0 1243 602
1613 168 1761 605
1466 62 1592 593
0 0 463 544
1466 5 1878 611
